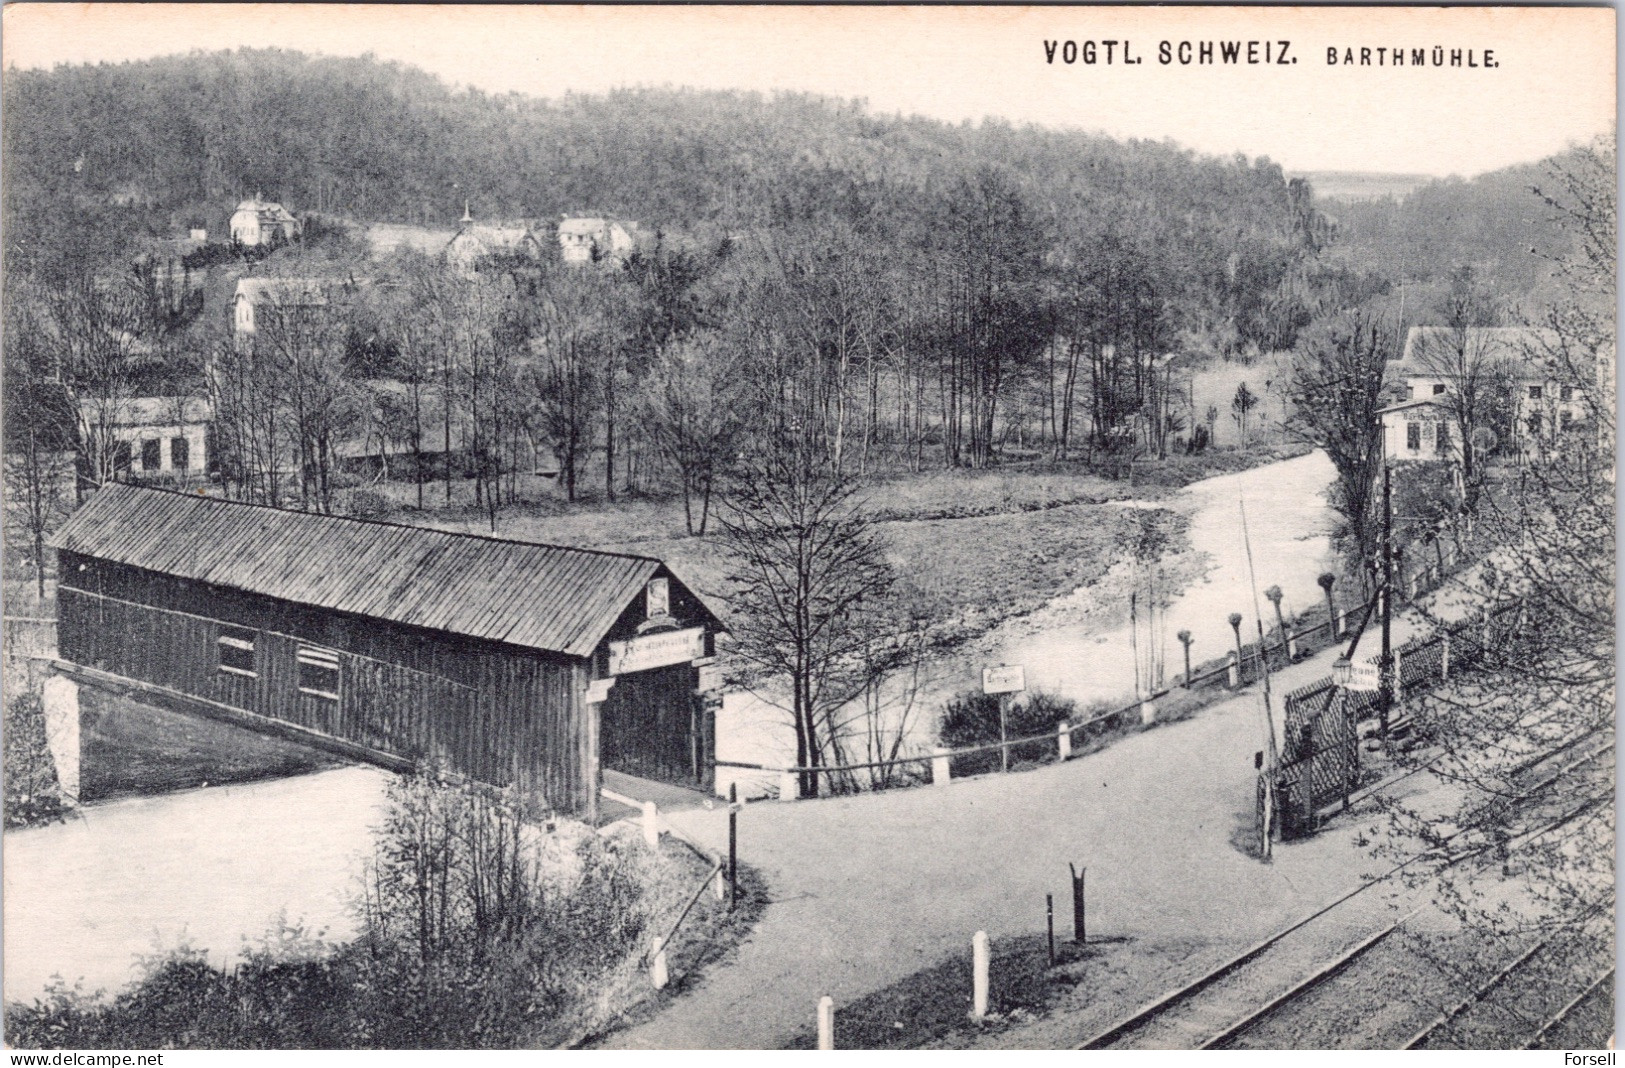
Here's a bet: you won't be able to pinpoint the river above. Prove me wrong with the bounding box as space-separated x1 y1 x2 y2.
714 450 1341 786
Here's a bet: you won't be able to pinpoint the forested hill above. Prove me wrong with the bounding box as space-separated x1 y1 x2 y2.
3 49 1338 347
1324 160 1578 301
4 47 1305 237
3 48 1583 341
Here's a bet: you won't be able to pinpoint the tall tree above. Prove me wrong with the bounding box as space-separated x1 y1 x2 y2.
1406 267 1513 495
1284 311 1394 591
717 435 904 798
640 334 745 535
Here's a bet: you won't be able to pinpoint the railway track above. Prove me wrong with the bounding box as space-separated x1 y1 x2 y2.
1523 969 1615 1050
1078 896 1417 1049
1077 728 1614 1051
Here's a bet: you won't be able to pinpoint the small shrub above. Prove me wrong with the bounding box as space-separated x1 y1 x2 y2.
4 691 66 829
939 689 1077 776
343 488 396 520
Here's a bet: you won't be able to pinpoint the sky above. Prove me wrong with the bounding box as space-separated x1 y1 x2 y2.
2 4 1615 177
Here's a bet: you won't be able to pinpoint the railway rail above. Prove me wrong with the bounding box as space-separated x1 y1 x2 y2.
1076 727 1613 1051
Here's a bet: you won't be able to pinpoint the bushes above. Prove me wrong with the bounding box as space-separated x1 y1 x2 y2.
4 691 66 829
939 690 1077 777
5 771 667 1049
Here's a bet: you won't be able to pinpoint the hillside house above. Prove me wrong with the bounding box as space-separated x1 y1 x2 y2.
229 197 302 247
1381 326 1590 463
78 396 212 483
47 484 726 818
558 214 641 265
232 277 356 341
444 211 544 274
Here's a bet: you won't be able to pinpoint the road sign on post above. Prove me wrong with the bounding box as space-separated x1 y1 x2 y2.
981 663 1020 770
984 665 1025 773
982 665 1026 695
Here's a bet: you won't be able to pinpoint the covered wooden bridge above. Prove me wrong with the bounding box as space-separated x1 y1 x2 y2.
47 484 724 820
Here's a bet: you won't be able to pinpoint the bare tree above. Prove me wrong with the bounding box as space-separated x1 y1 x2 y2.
717 434 907 798
3 295 73 599
251 278 364 513
639 334 745 535
1406 268 1515 495
528 268 607 503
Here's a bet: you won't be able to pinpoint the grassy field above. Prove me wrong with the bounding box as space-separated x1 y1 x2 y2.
408 447 1305 653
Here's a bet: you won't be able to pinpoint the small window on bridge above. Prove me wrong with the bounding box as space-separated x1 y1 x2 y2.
218 627 257 676
297 644 341 700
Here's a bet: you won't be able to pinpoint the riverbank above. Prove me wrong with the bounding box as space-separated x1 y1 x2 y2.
414 444 1307 658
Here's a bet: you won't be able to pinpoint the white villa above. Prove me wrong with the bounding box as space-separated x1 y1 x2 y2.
1379 326 1591 464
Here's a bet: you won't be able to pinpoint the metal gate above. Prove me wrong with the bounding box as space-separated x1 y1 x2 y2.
1272 679 1362 839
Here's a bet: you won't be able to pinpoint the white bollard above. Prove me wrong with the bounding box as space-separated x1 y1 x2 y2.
931 746 951 786
642 801 660 847
714 867 726 901
779 767 799 801
1287 635 1299 660
651 936 669 989
817 995 835 1049
1337 608 1348 637
972 930 990 1019
1057 722 1072 762
1139 700 1156 726
1228 651 1240 688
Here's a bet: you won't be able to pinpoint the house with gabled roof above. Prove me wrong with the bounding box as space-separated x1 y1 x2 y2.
444 206 544 274
558 213 643 265
229 196 302 247
1381 326 1593 463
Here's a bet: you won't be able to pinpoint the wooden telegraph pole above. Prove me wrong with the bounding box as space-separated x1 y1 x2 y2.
1240 500 1278 862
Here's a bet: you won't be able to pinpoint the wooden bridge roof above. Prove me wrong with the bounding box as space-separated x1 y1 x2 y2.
49 484 710 659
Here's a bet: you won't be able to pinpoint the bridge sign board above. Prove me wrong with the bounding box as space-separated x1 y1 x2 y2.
608 626 706 676
982 664 1025 695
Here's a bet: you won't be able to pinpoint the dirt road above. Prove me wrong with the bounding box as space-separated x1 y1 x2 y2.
602 610 1442 1050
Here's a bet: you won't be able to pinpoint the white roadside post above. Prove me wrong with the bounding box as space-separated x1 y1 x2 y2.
651 936 669 989
1227 651 1240 688
971 931 990 1019
642 801 660 847
779 767 799 801
1057 721 1072 762
817 995 835 1049
931 746 951 786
